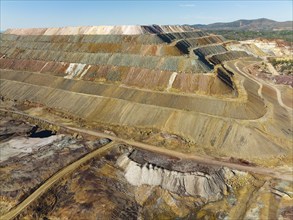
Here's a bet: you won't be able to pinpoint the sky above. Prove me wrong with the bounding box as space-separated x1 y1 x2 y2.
1 0 292 30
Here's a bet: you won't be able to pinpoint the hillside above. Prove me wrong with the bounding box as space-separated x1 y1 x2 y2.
192 18 293 30
0 25 292 219
206 29 293 43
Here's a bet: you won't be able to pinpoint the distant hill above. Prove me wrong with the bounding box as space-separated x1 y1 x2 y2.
192 18 293 31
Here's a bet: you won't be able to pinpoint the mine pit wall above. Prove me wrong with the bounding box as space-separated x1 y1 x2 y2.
0 58 232 96
208 51 251 65
0 31 229 95
170 72 232 95
216 66 235 89
0 47 211 73
157 31 207 43
193 45 228 67
1 32 236 93
0 70 261 119
0 29 287 160
175 35 226 54
0 79 284 159
0 39 184 56
0 31 249 98
0 33 166 45
194 45 228 57
0 31 208 45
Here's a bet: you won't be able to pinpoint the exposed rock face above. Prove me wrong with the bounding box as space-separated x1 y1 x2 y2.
241 39 292 56
14 147 140 220
226 42 267 57
208 50 251 65
0 24 292 162
0 28 268 161
117 154 227 202
4 25 197 36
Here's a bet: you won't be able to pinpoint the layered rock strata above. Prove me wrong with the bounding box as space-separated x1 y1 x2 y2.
0 25 292 161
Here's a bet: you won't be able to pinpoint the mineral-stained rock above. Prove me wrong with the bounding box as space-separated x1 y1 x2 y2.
117 154 227 202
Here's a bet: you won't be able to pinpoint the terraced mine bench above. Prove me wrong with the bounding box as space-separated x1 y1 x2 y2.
0 24 292 220
0 25 292 159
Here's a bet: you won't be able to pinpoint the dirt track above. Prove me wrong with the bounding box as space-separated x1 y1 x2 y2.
226 59 292 111
0 141 116 220
66 126 293 182
1 109 292 182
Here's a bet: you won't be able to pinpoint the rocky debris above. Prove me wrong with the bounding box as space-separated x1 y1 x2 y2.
0 116 32 142
248 63 293 87
128 149 220 173
280 206 293 220
226 42 267 57
0 135 63 162
242 39 292 56
135 185 204 218
117 153 228 202
243 180 293 220
269 58 293 76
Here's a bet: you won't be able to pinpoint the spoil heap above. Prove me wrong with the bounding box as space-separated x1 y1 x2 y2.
0 25 292 160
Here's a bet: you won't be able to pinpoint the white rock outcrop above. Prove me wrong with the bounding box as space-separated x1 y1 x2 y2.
0 135 63 162
4 25 196 36
117 154 227 202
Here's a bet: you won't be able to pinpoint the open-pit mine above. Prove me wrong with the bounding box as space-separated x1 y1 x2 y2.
0 25 292 219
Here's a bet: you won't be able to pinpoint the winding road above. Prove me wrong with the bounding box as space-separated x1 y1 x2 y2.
1 108 292 182
0 141 117 220
225 59 292 111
